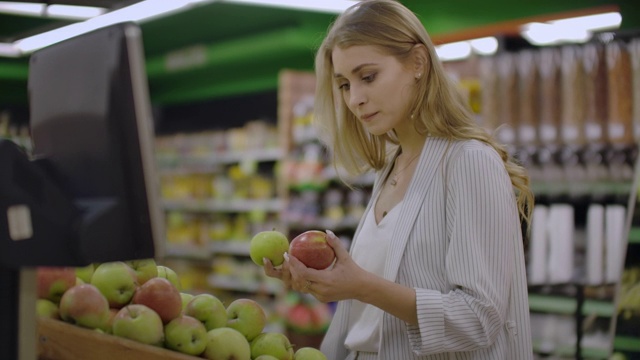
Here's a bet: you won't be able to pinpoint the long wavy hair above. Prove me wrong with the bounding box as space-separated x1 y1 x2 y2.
313 0 533 225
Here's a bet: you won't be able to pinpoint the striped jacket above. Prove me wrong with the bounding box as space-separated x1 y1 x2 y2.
320 138 533 360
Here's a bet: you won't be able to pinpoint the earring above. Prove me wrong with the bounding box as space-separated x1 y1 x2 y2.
416 73 422 79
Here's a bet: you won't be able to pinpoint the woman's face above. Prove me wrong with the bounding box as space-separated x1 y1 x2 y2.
332 45 417 136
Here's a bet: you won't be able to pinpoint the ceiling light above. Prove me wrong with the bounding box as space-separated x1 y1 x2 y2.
435 36 498 62
223 0 358 13
0 42 20 57
0 1 106 20
469 37 499 55
14 0 201 53
436 41 472 62
520 11 621 46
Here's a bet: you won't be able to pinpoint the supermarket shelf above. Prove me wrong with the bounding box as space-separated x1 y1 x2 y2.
157 148 284 169
207 274 281 295
165 244 210 261
210 241 251 256
163 198 284 212
614 336 640 352
528 294 614 317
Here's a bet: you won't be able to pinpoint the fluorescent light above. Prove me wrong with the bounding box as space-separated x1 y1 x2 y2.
436 41 472 61
0 42 21 57
15 0 200 53
469 37 498 55
435 36 498 61
0 2 43 16
47 5 107 20
521 11 621 46
222 0 358 13
0 1 106 20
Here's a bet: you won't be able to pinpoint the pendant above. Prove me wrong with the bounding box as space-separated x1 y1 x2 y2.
390 178 397 186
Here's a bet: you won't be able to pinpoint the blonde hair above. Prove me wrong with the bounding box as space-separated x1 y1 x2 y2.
313 0 533 225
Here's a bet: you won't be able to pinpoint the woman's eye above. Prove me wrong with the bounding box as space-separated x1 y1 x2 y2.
363 73 376 82
338 83 350 90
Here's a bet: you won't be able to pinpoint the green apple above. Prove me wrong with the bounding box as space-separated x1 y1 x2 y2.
112 304 164 346
91 261 138 308
36 266 77 303
226 298 267 341
203 327 251 360
157 265 182 290
180 292 194 311
184 293 227 331
250 230 289 267
75 263 95 284
126 258 157 285
294 347 327 360
59 284 111 331
164 315 208 356
36 299 59 319
250 332 294 360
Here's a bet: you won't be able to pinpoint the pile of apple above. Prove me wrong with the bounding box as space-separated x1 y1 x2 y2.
36 259 327 360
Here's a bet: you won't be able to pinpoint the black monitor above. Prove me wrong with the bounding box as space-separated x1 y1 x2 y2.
0 22 165 267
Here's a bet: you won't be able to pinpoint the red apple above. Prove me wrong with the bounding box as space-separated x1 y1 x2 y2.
58 284 111 331
36 266 77 303
289 231 336 270
132 277 182 324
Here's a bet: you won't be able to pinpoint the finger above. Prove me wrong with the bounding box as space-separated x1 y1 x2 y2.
325 229 348 258
262 258 281 279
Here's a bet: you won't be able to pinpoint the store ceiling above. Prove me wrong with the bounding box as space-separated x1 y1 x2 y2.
0 0 638 107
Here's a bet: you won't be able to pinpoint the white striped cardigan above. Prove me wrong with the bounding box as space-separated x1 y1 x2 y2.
320 137 534 360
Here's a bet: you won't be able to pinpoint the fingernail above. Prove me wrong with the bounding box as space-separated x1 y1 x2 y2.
283 252 290 262
326 229 336 238
263 258 268 266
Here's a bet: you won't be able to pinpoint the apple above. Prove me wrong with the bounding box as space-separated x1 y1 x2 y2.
36 266 77 303
131 277 182 324
157 265 182 290
289 231 335 270
58 284 111 331
203 327 251 360
226 298 267 341
105 308 119 334
112 304 164 346
91 261 138 308
36 299 59 319
250 230 290 266
255 356 280 360
250 332 294 360
126 258 157 285
164 315 208 356
294 347 327 360
184 293 227 331
75 263 95 284
180 292 194 311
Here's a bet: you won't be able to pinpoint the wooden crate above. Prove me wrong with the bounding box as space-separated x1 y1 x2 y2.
37 318 201 360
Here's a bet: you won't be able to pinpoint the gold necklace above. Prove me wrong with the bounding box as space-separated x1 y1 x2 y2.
389 152 421 186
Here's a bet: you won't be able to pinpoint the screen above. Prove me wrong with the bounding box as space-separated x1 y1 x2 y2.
27 22 165 264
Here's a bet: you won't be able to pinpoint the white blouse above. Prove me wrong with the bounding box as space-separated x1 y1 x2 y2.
344 198 403 353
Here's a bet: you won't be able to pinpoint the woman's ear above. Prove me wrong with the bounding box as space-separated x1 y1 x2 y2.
411 43 429 75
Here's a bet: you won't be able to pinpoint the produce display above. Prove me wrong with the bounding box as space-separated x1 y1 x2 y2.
36 257 328 360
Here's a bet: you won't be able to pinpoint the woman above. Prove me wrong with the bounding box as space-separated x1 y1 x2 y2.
264 0 534 358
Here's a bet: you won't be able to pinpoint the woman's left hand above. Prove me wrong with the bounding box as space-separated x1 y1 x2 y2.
286 230 370 303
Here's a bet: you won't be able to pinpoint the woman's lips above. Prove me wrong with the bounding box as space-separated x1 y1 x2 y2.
361 112 378 122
